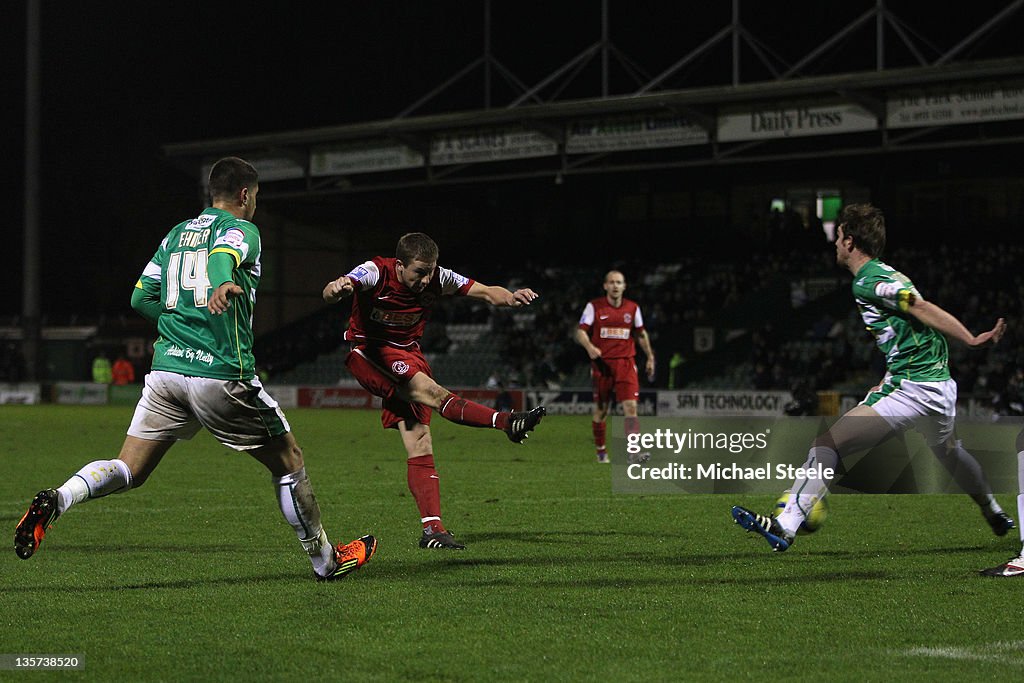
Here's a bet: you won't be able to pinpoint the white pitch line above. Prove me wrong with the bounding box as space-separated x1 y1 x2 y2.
902 641 1024 665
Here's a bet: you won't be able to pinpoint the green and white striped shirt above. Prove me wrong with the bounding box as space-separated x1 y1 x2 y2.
851 259 949 383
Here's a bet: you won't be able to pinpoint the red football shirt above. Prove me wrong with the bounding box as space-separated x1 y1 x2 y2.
344 256 474 348
578 297 645 359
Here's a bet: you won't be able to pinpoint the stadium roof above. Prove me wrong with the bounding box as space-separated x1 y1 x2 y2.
162 1 1024 197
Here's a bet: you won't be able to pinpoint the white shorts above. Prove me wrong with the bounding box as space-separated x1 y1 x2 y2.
861 376 956 446
127 370 291 451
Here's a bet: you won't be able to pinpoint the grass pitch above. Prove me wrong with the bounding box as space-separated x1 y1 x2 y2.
2 405 1022 681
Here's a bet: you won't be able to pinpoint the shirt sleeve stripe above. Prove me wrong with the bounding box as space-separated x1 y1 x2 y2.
141 261 161 280
210 247 242 267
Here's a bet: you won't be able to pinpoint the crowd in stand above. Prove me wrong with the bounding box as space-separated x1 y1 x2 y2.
481 241 1024 415
748 243 1024 414
922 244 1024 414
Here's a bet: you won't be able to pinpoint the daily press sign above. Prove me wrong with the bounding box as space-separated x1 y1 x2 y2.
718 103 877 141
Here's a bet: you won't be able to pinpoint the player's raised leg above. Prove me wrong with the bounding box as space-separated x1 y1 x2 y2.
733 405 892 552
400 372 545 443
779 407 891 537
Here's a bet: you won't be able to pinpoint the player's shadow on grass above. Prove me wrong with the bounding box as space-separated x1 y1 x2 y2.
4 572 306 593
365 555 658 582
414 569 894 589
458 530 688 543
458 531 615 544
695 570 893 586
771 543 997 560
51 542 251 554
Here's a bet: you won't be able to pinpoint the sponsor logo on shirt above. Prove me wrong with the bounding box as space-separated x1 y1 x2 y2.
370 308 422 326
162 344 215 365
216 228 246 250
600 327 631 340
187 214 217 229
392 360 410 375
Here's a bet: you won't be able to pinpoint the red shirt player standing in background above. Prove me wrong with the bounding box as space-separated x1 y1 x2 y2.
323 232 546 550
575 270 655 463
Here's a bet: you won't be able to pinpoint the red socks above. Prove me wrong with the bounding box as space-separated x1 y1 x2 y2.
593 421 607 455
624 416 640 441
440 393 503 430
593 418 640 455
407 454 445 533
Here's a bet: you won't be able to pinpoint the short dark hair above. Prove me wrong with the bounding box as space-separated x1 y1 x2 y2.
837 203 885 257
208 157 259 202
396 232 439 264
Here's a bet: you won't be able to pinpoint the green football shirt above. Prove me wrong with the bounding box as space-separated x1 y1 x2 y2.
136 208 261 380
851 258 950 383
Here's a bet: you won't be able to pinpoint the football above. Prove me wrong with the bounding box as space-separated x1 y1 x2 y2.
773 490 829 534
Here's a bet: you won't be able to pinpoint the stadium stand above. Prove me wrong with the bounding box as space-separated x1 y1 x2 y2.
10 234 1015 408
248 240 1023 414
4 232 1015 413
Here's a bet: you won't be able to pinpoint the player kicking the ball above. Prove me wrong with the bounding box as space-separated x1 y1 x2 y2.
323 232 546 550
14 157 375 580
732 203 1012 552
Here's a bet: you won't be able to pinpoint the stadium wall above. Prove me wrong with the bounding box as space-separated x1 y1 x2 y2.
4 382 1006 419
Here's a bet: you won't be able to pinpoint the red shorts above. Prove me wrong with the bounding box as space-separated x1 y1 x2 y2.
345 345 433 429
591 357 639 405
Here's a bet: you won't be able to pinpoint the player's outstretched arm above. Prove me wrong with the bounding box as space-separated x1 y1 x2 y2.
907 297 1006 348
968 317 1008 347
323 276 355 304
466 282 538 307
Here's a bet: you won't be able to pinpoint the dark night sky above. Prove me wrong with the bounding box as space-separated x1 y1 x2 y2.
4 2 1023 319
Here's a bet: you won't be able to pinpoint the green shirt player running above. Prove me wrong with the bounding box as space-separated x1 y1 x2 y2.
733 202 1012 552
15 157 375 581
143 204 261 380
